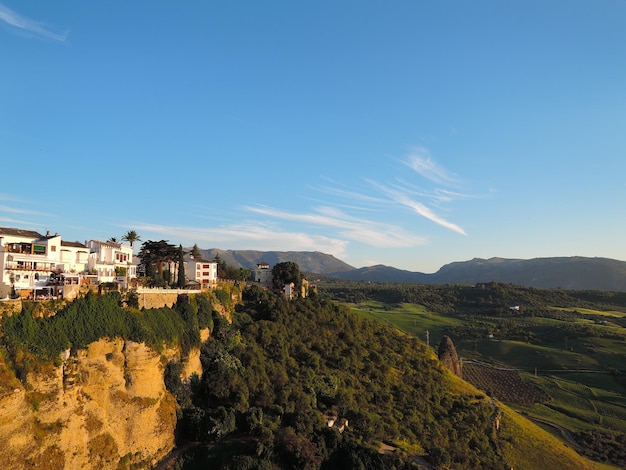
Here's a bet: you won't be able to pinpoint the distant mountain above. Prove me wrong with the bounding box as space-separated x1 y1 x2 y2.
329 256 626 292
195 249 355 275
189 249 626 292
328 264 430 283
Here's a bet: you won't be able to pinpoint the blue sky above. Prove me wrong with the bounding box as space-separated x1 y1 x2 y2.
1 1 625 273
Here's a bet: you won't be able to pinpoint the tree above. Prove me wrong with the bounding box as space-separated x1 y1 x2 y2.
272 261 302 294
121 230 141 248
232 267 252 282
190 244 202 259
177 245 186 288
214 253 228 279
107 237 118 243
138 240 179 287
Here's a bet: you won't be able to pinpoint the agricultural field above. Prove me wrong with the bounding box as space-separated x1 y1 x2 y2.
462 362 550 404
348 300 463 346
323 282 626 467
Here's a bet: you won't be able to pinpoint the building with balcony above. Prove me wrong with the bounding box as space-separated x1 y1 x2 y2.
87 240 136 288
0 228 63 298
0 227 138 299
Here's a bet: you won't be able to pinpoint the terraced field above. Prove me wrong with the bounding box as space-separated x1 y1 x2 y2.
462 362 550 404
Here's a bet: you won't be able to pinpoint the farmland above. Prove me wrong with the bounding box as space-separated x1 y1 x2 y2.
320 281 626 467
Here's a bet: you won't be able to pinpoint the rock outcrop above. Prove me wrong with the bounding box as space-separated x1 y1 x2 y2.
0 338 200 470
437 335 463 378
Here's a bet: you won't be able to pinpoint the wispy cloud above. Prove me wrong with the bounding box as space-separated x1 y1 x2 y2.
0 3 68 42
386 178 474 206
128 147 471 259
133 222 350 258
393 194 467 236
369 180 468 236
0 216 39 227
0 193 28 203
246 205 427 247
402 147 458 186
0 204 49 216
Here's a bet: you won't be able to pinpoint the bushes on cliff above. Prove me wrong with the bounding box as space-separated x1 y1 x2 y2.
0 291 209 375
172 287 504 469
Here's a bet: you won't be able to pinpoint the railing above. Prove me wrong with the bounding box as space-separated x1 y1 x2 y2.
4 262 55 271
135 287 202 294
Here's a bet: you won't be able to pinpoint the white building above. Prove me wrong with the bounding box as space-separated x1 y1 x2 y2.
0 227 139 299
184 257 218 288
87 240 136 287
0 227 51 298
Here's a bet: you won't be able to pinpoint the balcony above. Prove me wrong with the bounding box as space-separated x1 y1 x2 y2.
5 243 47 255
4 261 55 272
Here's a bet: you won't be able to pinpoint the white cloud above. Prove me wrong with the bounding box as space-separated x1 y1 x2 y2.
396 196 467 236
371 182 468 236
0 204 49 216
0 3 68 42
0 216 39 226
246 205 427 248
132 222 350 258
402 147 458 186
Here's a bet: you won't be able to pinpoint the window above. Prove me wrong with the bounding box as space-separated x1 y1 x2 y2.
51 246 56 252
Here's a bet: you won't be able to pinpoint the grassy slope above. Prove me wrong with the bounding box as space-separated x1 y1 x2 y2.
498 402 616 470
350 301 623 469
442 371 611 469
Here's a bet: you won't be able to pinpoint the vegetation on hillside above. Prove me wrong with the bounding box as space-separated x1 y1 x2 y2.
168 286 506 469
2 279 622 468
320 280 626 468
0 290 228 380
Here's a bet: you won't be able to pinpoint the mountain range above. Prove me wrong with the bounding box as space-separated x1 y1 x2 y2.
198 249 626 292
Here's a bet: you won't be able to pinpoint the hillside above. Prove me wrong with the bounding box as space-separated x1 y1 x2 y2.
196 248 356 275
329 256 626 291
169 287 601 469
320 281 626 468
1 286 613 469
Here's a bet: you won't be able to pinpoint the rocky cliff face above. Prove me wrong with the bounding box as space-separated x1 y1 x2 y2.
0 338 202 470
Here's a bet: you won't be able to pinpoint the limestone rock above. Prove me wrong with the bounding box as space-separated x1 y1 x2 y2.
0 338 185 470
438 335 463 378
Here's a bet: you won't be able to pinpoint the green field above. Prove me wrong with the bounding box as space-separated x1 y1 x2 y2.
348 301 463 345
552 306 626 318
345 297 626 465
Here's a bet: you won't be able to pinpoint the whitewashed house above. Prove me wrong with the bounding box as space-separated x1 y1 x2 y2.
0 227 51 298
184 257 218 288
87 240 136 287
0 228 90 299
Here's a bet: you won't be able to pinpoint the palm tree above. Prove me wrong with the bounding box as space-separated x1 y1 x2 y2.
122 230 141 248
107 237 118 243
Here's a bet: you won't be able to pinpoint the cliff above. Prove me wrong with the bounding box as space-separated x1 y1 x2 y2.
0 337 202 470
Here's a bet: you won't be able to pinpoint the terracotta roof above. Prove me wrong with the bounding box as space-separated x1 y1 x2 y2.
0 227 43 239
184 257 215 263
92 240 122 248
61 240 87 248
